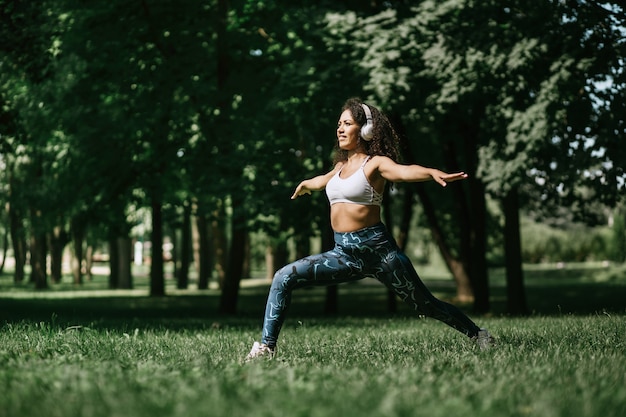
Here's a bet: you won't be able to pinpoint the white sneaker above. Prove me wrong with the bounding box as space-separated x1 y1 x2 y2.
474 328 495 350
245 341 276 361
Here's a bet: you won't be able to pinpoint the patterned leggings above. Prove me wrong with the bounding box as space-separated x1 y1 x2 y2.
261 222 481 348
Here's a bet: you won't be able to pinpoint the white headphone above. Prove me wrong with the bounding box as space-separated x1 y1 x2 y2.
360 103 374 141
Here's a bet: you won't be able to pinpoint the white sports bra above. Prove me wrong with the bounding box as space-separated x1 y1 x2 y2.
325 156 383 206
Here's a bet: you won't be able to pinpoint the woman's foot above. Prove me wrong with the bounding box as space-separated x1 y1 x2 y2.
245 342 276 362
474 328 495 350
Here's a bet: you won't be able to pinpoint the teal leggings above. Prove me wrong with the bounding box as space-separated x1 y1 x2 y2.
261 222 481 348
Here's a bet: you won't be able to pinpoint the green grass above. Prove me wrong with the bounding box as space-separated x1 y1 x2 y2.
1 262 626 417
1 316 625 417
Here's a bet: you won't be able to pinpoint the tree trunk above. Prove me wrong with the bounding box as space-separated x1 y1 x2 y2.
192 210 200 282
177 202 191 289
30 233 47 290
212 207 228 289
265 244 274 281
468 178 490 313
0 222 9 274
503 187 529 315
109 237 119 289
265 239 289 281
85 244 94 281
457 108 490 313
442 139 474 303
170 226 178 284
242 233 251 279
71 216 85 285
195 212 213 290
9 203 26 284
49 226 68 284
415 184 475 302
215 0 240 312
116 237 133 289
150 197 165 296
218 204 246 314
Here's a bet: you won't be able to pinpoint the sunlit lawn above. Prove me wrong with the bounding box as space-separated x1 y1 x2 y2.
1 262 625 417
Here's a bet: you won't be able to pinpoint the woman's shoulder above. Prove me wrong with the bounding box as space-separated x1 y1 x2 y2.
368 155 395 166
367 155 400 179
325 161 344 176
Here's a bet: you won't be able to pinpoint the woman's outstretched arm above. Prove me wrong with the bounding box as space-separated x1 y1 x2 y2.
291 163 342 199
375 156 468 187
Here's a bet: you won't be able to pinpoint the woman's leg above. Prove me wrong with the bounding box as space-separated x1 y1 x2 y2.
383 251 481 337
261 245 362 348
366 229 481 338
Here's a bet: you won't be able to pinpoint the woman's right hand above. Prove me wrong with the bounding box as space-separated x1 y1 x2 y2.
291 182 311 199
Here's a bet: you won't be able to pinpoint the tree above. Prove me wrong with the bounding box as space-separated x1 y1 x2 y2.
208 0 375 312
0 0 72 289
324 5 493 312
322 0 625 315
58 0 221 294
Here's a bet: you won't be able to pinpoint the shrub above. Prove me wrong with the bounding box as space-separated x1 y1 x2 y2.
609 209 626 263
521 217 613 263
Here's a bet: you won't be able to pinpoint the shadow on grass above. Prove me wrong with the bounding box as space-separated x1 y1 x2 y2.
1 264 625 331
490 281 626 316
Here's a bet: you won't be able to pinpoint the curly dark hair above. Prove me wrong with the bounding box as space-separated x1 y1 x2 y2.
333 97 401 164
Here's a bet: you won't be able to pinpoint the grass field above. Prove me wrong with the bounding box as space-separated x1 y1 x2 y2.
1 263 625 417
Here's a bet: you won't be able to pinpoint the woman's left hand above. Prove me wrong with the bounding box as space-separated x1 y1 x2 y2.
431 170 468 187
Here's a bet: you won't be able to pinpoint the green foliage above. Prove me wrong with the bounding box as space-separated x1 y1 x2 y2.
0 314 625 417
520 216 616 263
326 0 625 205
610 208 626 263
0 0 72 233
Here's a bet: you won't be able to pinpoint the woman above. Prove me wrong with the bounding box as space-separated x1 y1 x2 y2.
246 98 493 360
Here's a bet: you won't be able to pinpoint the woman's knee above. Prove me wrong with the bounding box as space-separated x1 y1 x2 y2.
271 262 306 291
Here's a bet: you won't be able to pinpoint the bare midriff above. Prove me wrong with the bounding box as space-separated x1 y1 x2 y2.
329 203 382 233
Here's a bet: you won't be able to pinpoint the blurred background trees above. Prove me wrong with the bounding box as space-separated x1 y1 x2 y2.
1 0 624 315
